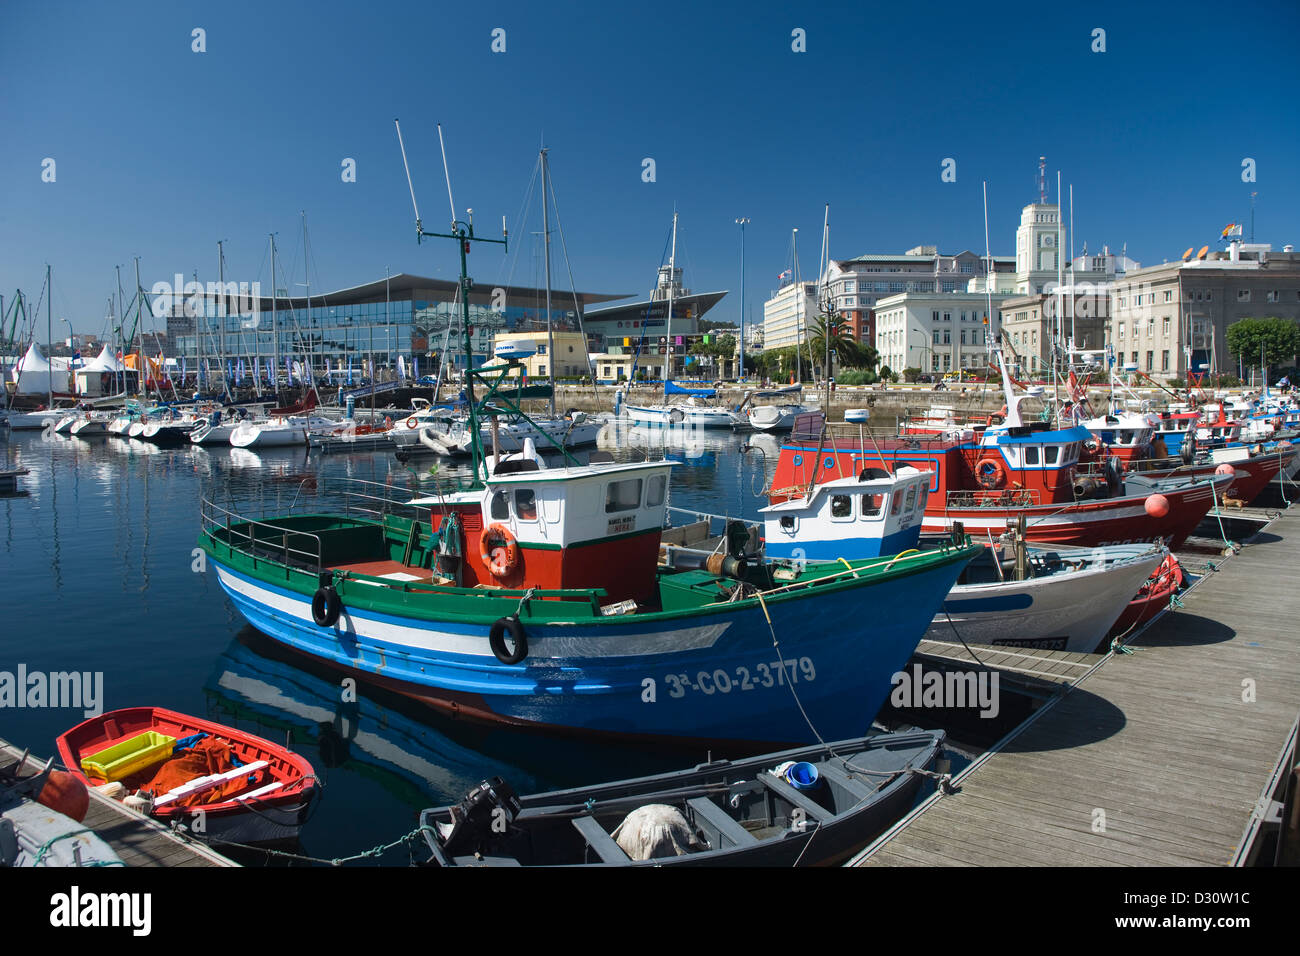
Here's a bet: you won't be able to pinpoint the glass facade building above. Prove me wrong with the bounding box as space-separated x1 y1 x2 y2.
164 274 626 385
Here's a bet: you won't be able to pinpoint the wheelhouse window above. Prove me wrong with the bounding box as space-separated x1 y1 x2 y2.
514 489 537 521
1024 445 1040 466
490 491 509 520
605 478 643 513
830 495 852 519
1044 445 1059 464
646 474 666 508
860 493 884 517
903 486 917 512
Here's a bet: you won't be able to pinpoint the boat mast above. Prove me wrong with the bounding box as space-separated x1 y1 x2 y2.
116 265 127 398
666 210 677 383
218 240 232 402
792 228 803 382
46 264 52 409
396 119 508 485
820 202 830 411
134 258 145 402
270 234 279 400
541 145 556 417
1054 170 1063 424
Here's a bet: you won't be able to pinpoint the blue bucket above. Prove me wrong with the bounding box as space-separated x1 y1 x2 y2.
785 762 819 790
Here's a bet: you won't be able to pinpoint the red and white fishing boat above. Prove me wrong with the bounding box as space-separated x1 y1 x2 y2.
771 348 1231 548
56 706 319 845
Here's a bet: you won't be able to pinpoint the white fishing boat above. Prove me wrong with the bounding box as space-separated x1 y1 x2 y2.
922 538 1167 653
424 411 601 457
229 414 335 448
4 409 68 431
69 414 111 438
617 383 743 428
748 402 821 432
190 406 268 445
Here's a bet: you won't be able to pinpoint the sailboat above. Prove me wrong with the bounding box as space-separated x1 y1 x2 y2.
617 213 742 429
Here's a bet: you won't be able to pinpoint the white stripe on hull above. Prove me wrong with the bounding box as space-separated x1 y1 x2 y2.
216 566 733 659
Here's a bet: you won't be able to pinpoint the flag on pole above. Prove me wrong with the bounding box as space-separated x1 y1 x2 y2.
413 356 420 381
1221 223 1242 239
397 355 407 382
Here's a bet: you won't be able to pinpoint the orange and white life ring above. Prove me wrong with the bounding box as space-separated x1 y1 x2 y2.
406 417 419 429
975 456 1007 489
479 523 520 578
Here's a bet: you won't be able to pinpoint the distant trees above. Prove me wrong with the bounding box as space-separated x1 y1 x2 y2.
1226 317 1300 370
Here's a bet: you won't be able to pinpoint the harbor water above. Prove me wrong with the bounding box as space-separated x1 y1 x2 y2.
5 422 934 863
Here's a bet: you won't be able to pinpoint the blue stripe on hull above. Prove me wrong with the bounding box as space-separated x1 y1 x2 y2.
764 525 923 562
211 558 969 745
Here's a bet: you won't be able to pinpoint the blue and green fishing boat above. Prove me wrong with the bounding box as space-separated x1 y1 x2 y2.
196 136 979 746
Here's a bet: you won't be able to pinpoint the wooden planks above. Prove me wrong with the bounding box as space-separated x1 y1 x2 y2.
1 739 237 868
855 508 1300 867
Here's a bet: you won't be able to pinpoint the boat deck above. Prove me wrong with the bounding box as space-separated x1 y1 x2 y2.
0 738 238 868
853 505 1300 867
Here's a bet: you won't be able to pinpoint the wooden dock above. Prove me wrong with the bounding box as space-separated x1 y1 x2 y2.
854 507 1300 867
1 738 237 867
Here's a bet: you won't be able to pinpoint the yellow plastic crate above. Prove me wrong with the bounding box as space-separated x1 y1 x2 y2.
80 731 176 782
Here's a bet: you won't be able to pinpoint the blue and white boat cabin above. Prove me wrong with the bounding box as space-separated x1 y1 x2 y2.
760 467 932 562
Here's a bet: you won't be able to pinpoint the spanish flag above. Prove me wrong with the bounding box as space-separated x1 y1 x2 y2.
1221 223 1242 239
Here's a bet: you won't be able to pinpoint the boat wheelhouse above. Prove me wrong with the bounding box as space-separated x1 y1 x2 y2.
760 467 931 562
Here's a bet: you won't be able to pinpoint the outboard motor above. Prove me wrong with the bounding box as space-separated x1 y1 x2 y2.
436 777 522 857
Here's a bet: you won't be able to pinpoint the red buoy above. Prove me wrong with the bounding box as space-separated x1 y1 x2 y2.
37 769 90 823
1144 493 1170 518
1215 463 1237 478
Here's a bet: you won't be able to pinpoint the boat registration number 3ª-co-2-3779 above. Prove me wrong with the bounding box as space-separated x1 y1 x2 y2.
662 658 816 698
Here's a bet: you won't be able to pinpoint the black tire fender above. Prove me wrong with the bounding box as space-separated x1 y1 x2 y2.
312 586 342 627
489 615 528 664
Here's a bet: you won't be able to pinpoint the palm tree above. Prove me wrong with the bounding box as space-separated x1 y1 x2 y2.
809 312 874 375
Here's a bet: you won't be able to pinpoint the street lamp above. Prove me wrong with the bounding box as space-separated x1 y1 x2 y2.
735 217 749 381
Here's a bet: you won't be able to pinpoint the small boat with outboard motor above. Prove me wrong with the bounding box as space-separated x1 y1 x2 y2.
419 729 945 867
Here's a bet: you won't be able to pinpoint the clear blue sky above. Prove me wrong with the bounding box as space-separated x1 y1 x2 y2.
3 0 1298 340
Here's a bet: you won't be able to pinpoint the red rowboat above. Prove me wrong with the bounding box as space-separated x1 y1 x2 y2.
1107 553 1186 639
56 707 318 846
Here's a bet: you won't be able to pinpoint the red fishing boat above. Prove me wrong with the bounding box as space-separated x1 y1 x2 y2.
56 707 319 845
771 350 1230 548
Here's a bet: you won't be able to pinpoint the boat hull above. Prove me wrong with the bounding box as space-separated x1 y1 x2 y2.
920 478 1225 548
623 404 739 429
926 546 1165 653
208 550 975 747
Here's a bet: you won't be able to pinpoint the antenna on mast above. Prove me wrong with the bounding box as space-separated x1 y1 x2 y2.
436 123 457 231
1037 156 1046 204
394 118 423 239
